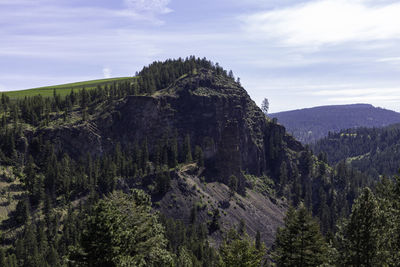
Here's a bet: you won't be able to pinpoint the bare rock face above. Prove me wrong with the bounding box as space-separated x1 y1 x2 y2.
153 165 287 247
36 68 307 246
97 69 304 183
41 69 304 185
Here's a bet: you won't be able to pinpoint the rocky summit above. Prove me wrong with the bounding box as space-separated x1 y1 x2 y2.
35 67 308 246
1 58 374 266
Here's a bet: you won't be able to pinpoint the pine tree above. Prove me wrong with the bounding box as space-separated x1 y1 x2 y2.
219 229 264 267
279 162 288 195
176 247 193 267
78 190 173 266
169 135 178 168
228 175 238 197
261 98 269 115
194 145 204 167
14 199 30 225
255 231 261 251
0 248 5 267
7 254 17 267
272 204 328 267
336 187 382 267
382 175 400 264
184 134 192 163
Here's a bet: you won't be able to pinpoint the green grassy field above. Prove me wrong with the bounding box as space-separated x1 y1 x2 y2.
2 77 136 99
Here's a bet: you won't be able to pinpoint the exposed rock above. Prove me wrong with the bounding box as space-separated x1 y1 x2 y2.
153 165 286 247
31 68 309 246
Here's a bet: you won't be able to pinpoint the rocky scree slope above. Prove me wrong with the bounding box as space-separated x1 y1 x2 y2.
34 68 311 245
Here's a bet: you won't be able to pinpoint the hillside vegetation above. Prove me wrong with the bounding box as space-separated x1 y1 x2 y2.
0 57 398 266
271 104 400 143
312 123 400 178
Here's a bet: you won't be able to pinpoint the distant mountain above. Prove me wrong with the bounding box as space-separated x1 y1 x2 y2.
270 104 400 143
312 123 400 178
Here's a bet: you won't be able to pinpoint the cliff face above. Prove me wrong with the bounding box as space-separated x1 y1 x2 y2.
42 69 304 180
37 68 307 246
95 69 304 182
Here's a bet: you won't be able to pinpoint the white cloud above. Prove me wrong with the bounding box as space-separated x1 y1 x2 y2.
306 85 400 111
123 0 172 24
2 0 400 114
0 0 43 4
0 0 172 29
328 94 400 104
377 57 400 63
103 67 112 78
311 88 400 96
242 0 400 46
124 0 171 14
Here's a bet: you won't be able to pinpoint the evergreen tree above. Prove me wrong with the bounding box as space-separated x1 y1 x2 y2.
228 175 238 197
78 190 173 267
0 248 5 267
219 229 264 267
176 247 193 267
14 199 30 225
336 187 382 267
378 175 400 264
272 204 328 267
261 98 269 115
194 145 204 167
255 231 261 251
278 162 288 195
184 134 192 163
7 254 17 267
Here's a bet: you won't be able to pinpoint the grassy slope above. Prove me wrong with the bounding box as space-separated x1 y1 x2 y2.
2 77 135 99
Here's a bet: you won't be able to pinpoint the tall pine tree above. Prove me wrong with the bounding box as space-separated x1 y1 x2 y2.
272 204 328 267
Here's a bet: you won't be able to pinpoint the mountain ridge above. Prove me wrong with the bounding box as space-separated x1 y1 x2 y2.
270 103 400 143
0 57 375 265
34 67 299 245
311 122 400 178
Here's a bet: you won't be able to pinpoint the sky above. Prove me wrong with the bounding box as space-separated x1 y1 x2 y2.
1 0 400 113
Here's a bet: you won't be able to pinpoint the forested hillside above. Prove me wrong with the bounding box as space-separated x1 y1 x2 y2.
0 57 396 266
312 123 400 179
271 104 400 144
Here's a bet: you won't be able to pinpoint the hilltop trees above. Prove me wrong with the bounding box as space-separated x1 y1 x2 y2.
0 56 236 131
261 98 269 115
136 56 234 94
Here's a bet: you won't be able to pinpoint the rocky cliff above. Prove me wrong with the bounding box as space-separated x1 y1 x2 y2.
37 68 307 246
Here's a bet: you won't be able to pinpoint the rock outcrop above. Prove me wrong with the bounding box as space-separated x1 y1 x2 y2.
36 68 307 246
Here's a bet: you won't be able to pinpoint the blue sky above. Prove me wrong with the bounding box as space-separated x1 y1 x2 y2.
1 0 400 112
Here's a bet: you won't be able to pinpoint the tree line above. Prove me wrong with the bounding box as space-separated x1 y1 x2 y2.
312 124 400 178
0 57 394 266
